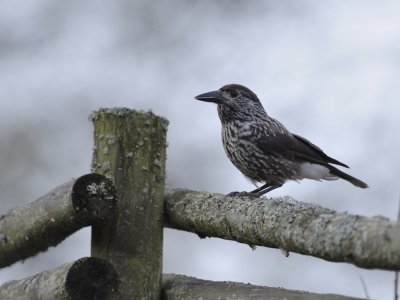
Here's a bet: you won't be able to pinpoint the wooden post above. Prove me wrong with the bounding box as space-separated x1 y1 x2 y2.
90 108 168 299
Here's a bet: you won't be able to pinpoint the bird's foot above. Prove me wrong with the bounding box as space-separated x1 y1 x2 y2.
197 233 207 239
225 191 259 199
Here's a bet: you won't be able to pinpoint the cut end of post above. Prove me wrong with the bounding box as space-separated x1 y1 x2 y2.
66 257 120 299
88 107 169 127
71 173 118 221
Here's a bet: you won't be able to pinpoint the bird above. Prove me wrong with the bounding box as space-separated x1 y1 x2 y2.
195 84 368 197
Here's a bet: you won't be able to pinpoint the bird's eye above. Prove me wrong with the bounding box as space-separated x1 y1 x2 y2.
230 90 238 98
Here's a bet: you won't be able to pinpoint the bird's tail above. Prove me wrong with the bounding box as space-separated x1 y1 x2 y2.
328 165 368 189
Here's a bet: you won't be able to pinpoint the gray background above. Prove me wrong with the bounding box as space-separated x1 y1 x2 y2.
0 1 399 299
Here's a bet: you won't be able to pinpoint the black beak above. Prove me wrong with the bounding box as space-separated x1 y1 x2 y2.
195 90 225 104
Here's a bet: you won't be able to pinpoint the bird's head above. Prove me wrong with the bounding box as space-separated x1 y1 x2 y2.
195 84 266 122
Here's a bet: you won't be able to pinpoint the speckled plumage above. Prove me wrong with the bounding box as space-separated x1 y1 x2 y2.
195 84 368 196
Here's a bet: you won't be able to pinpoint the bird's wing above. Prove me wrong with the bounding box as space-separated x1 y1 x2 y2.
255 132 349 168
292 134 349 168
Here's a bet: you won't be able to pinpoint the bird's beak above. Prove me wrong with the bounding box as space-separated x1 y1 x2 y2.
195 90 225 104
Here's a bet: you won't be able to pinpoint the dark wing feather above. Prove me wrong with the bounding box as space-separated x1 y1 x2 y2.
255 132 348 168
292 134 349 168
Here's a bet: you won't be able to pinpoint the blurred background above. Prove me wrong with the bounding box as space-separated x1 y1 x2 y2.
0 1 399 298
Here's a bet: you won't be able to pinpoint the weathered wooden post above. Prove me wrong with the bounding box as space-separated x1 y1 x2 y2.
90 108 168 299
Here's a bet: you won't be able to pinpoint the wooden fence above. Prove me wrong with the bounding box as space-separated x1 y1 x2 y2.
0 107 398 299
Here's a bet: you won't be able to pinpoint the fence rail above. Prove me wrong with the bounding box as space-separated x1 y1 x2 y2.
162 274 361 300
0 257 118 300
0 173 117 269
165 188 399 270
0 108 392 299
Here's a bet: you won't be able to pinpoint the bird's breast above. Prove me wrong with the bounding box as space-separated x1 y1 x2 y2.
221 123 266 178
220 122 298 183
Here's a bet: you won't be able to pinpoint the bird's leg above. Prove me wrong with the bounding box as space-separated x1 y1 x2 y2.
250 183 271 194
226 183 273 198
226 183 283 199
253 183 283 197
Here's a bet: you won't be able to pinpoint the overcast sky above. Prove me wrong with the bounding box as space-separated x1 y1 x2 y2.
0 1 399 298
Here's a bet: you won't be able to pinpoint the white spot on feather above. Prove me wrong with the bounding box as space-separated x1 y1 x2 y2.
298 163 338 181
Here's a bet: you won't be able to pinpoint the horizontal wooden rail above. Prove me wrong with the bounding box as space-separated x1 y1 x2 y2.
164 188 400 271
0 257 119 299
162 274 362 300
0 173 117 268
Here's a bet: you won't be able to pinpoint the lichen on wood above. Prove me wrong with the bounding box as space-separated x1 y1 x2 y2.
164 188 400 271
90 108 168 299
0 173 117 269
